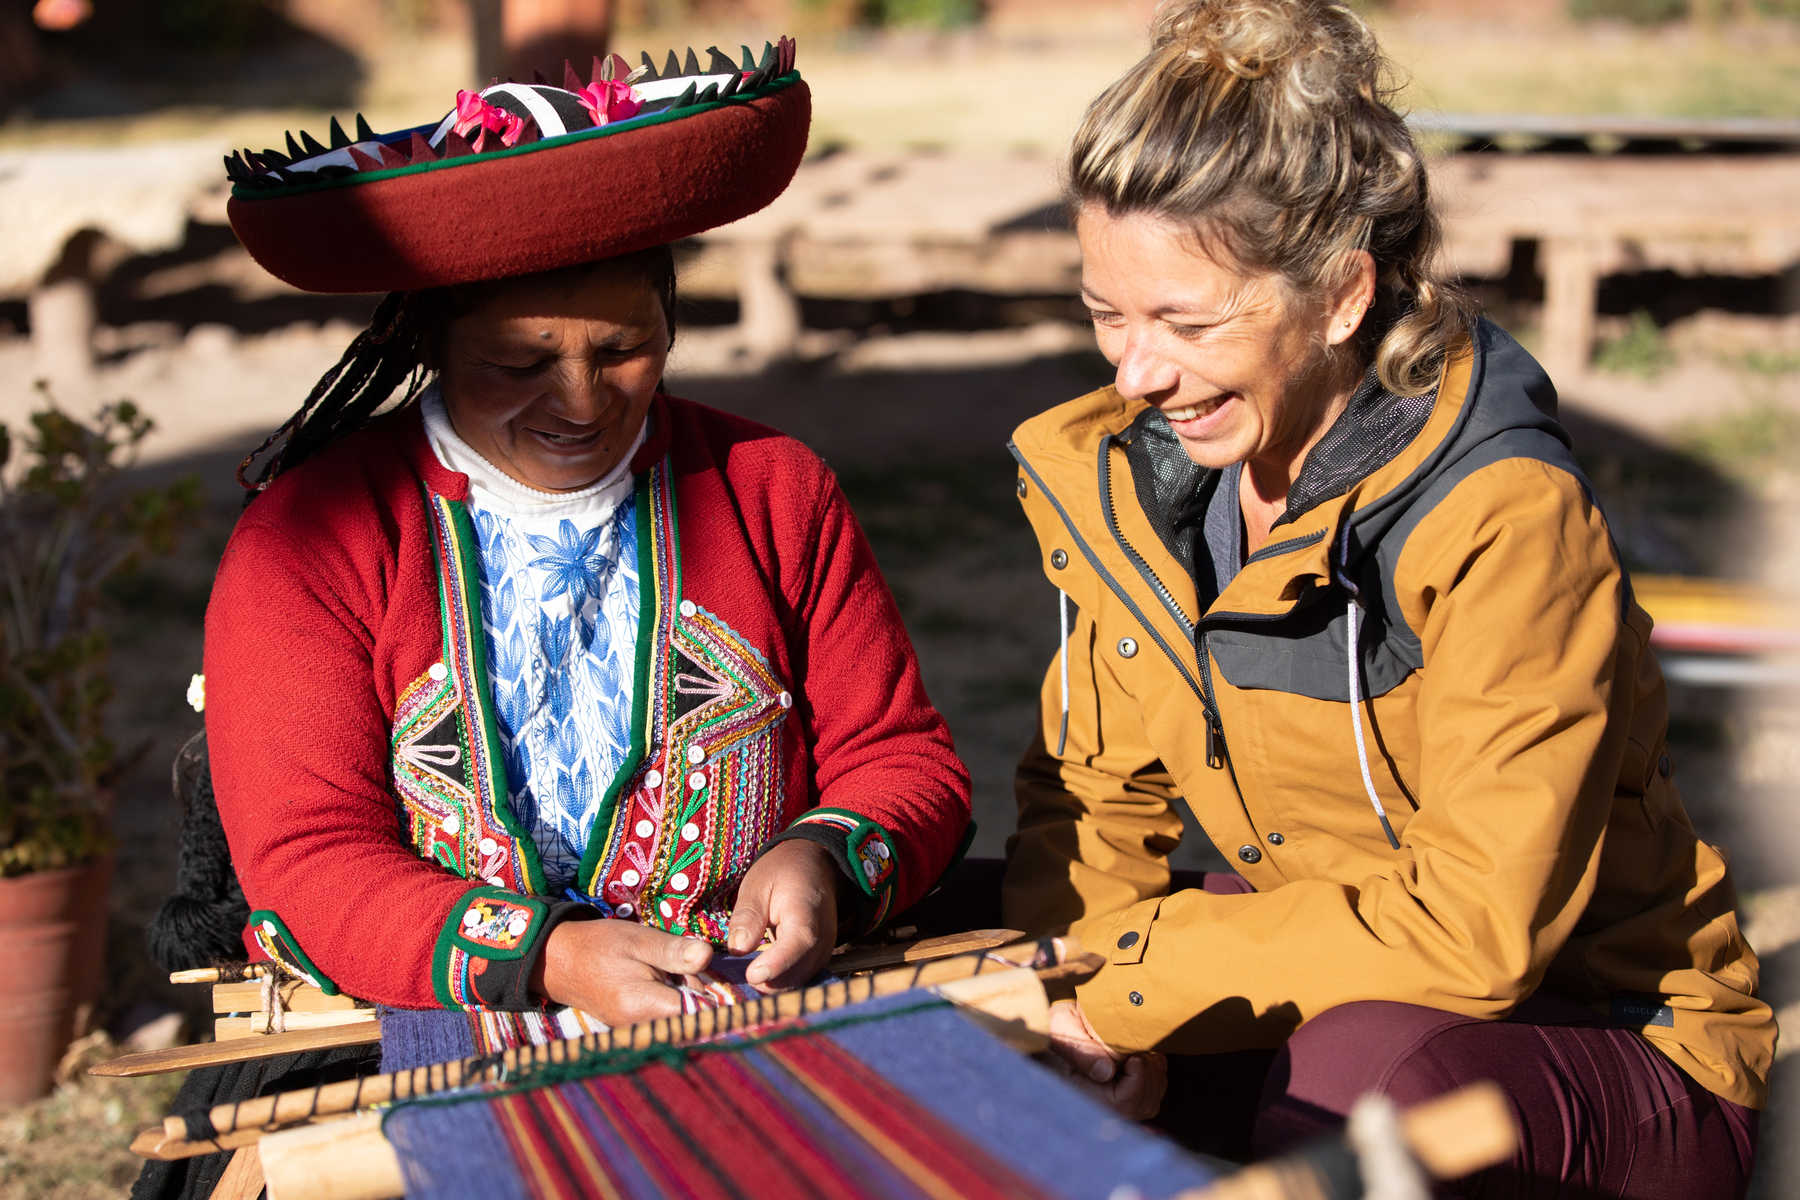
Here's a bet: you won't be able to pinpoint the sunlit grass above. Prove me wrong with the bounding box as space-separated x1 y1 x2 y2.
2 16 1796 155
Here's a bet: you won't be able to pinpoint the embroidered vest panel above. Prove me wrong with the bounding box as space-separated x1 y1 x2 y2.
389 458 791 943
391 492 545 895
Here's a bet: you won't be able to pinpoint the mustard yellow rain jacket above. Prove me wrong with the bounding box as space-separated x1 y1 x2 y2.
1001 320 1773 1109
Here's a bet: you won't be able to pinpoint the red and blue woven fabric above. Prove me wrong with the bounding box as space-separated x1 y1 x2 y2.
381 993 1220 1199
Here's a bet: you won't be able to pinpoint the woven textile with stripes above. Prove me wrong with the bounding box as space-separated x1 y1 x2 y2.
381 993 1219 1199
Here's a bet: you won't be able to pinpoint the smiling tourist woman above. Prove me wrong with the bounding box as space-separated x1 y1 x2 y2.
140 42 971 1200
1000 2 1772 1195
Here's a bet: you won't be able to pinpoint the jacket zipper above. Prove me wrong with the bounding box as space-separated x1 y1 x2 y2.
1097 437 1195 639
1009 443 1208 706
1095 437 1240 769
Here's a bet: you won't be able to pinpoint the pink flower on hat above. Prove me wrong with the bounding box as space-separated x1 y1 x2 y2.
576 80 642 128
452 90 528 151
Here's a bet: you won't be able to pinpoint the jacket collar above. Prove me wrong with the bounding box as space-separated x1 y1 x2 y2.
1009 326 1487 622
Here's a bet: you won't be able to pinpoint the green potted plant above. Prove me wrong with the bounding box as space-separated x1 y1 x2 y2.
0 392 197 1105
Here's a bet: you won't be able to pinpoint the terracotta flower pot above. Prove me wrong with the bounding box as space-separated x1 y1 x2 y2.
0 854 112 1106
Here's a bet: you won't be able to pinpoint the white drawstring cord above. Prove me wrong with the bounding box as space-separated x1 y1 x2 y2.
1056 589 1071 757
1346 596 1401 849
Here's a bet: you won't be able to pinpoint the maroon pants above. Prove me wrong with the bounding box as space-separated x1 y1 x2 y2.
1154 874 1759 1199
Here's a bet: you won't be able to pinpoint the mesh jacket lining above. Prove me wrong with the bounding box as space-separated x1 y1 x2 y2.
1118 368 1438 581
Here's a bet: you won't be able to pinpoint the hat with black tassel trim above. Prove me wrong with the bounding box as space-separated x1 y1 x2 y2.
224 38 807 293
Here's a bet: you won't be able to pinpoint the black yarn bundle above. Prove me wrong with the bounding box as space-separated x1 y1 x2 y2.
146 732 251 972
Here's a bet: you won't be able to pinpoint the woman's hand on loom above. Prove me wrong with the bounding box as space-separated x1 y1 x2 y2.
1045 999 1168 1120
535 918 714 1024
729 838 841 992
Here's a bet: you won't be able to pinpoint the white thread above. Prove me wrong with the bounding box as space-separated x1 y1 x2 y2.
1056 589 1071 757
1347 597 1400 848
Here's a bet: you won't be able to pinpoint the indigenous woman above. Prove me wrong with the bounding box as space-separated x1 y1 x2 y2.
141 42 969 1200
1000 3 1771 1194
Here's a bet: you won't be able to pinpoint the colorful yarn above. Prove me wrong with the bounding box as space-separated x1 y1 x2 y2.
382 995 1219 1200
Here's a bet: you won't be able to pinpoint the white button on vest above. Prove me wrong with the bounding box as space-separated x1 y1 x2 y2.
777 691 793 709
682 822 700 841
659 900 674 919
678 600 697 618
671 873 689 892
645 769 663 789
440 813 460 835
621 869 640 887
616 903 633 917
688 771 707 791
634 819 654 838
427 662 448 681
477 837 497 856
686 745 705 765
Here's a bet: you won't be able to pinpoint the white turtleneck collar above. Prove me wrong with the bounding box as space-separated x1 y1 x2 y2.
420 386 647 520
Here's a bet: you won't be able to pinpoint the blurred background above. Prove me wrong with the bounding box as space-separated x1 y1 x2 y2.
0 0 1796 1194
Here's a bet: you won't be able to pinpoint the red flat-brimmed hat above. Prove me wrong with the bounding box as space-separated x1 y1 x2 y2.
225 39 808 294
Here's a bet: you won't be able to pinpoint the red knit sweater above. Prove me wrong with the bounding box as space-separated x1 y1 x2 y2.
205 395 971 1009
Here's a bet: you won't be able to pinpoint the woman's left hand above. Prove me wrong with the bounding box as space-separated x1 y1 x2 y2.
1045 998 1168 1120
728 838 841 991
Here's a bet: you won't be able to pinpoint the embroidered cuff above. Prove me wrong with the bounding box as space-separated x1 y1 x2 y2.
769 808 898 936
249 910 340 995
432 887 591 1010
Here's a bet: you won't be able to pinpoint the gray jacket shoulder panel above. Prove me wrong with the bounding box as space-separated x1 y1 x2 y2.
1211 320 1605 703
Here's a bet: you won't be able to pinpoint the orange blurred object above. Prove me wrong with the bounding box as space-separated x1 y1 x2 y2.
32 0 92 33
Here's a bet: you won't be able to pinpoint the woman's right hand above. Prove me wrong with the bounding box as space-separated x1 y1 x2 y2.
534 918 714 1025
1045 998 1168 1120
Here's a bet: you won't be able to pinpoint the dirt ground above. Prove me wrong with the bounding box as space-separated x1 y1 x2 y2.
2 12 1799 1199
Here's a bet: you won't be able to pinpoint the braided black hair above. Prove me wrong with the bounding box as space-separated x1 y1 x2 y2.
237 244 679 493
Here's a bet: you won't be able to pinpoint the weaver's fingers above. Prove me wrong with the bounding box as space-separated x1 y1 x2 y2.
727 893 770 957
605 976 693 1027
615 923 714 977
1046 998 1123 1083
744 907 826 990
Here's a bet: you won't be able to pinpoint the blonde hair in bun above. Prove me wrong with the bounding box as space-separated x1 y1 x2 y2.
1071 0 1472 396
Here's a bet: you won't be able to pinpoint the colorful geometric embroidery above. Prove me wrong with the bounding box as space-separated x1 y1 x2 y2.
249 909 340 995
395 491 546 897
407 455 800 1005
434 887 550 1008
782 808 900 929
576 458 793 941
456 895 542 955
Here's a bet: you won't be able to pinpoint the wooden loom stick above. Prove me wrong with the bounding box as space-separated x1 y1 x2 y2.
171 963 274 986
259 1113 395 1200
136 942 1083 1161
206 1145 267 1200
91 1022 382 1078
211 980 362 1014
213 1009 378 1039
829 927 1026 975
1181 1083 1518 1200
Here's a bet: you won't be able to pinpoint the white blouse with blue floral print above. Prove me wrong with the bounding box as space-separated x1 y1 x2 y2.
422 390 647 891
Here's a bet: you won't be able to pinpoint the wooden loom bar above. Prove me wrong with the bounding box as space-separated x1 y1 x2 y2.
170 963 274 986
1180 1083 1517 1200
136 940 1084 1159
94 1022 382 1078
210 980 363 1014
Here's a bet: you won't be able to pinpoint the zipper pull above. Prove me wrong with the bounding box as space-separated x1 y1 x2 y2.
1205 710 1226 769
